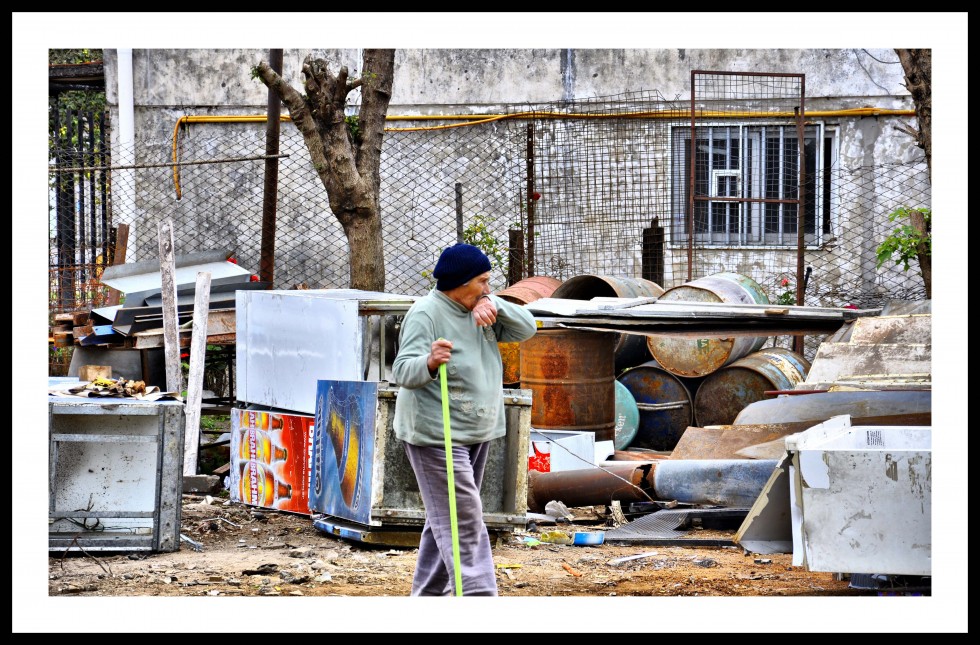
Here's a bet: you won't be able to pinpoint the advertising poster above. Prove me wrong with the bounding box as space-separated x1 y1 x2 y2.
230 408 315 515
309 380 379 526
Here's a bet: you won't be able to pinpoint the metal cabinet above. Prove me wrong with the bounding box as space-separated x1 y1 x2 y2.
48 397 185 553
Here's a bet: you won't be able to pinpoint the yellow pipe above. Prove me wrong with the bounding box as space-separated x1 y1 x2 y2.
170 107 915 197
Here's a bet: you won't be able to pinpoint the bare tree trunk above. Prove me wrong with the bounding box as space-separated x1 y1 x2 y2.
255 50 395 292
908 209 932 299
896 49 931 182
895 49 932 299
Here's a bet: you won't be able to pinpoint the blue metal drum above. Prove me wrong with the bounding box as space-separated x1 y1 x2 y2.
617 359 703 451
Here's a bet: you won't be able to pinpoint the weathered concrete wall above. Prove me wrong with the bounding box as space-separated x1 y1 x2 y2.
106 48 908 111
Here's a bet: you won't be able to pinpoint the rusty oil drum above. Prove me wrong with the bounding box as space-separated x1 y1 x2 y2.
495 276 562 386
647 272 770 378
551 274 665 375
519 328 618 442
616 359 703 451
693 347 811 427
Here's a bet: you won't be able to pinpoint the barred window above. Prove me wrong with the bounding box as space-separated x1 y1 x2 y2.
670 123 836 247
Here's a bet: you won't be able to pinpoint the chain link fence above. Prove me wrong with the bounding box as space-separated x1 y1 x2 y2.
49 89 929 371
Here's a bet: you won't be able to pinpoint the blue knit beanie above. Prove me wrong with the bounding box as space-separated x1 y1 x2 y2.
432 243 492 291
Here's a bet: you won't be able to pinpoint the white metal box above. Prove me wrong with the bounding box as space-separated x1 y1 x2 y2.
236 289 416 415
528 429 596 473
786 415 931 576
48 395 185 552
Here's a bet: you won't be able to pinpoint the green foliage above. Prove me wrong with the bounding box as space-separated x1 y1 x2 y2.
420 268 436 289
875 206 932 271
345 115 362 143
49 49 107 161
49 49 102 65
462 214 508 277
200 415 226 431
420 214 509 287
775 277 795 306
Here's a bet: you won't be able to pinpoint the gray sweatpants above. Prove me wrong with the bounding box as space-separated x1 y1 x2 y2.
403 441 498 596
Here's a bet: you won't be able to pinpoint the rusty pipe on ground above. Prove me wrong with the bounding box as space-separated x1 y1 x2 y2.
526 459 779 512
527 463 651 513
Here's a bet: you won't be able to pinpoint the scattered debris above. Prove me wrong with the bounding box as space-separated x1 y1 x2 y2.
561 562 582 577
51 377 180 402
179 534 203 552
539 530 572 545
607 551 661 566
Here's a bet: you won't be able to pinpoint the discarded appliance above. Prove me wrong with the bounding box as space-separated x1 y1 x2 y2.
48 385 184 553
735 415 931 577
236 289 416 415
528 429 596 474
309 382 532 546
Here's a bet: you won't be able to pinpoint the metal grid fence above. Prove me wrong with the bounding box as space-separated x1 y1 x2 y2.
48 89 929 371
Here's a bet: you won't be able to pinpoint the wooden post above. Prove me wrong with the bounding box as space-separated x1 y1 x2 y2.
508 229 525 287
157 219 182 396
642 217 665 287
183 271 212 476
104 223 129 306
455 182 464 244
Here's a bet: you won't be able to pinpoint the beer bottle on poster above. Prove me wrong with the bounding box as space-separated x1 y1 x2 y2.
239 461 292 506
238 427 288 463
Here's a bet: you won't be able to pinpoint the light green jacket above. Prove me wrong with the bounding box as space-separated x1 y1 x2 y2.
392 290 537 447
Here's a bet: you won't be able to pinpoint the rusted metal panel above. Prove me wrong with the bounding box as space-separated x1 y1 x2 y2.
802 342 931 389
496 275 563 305
669 423 802 460
849 314 931 345
693 347 810 427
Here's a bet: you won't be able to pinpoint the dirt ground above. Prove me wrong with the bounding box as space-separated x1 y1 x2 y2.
48 492 876 600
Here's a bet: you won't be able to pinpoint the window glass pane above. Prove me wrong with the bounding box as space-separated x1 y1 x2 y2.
671 123 831 247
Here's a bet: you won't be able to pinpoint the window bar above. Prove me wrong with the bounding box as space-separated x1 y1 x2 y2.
707 127 715 242
724 125 732 246
814 122 824 246
778 126 786 245
739 125 747 246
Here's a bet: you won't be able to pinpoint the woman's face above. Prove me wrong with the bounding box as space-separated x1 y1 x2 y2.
453 271 492 310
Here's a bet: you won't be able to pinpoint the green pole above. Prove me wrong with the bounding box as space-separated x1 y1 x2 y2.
439 361 464 596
